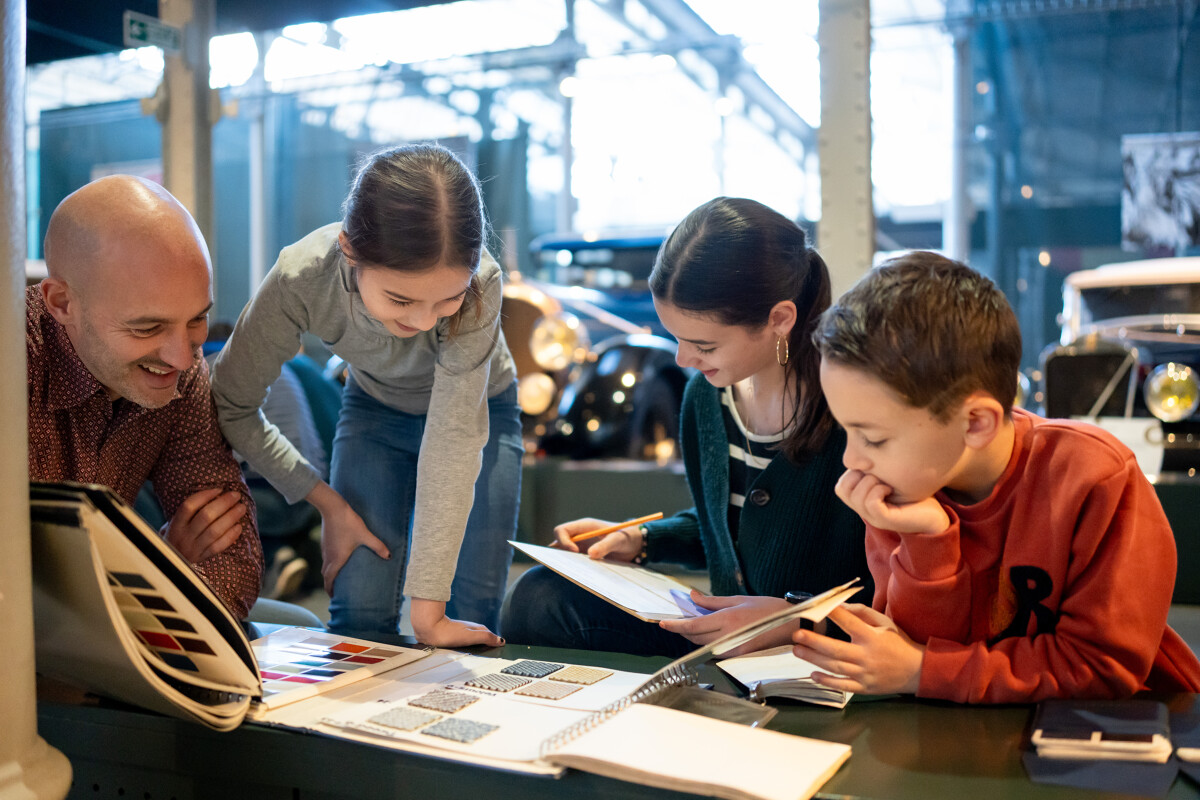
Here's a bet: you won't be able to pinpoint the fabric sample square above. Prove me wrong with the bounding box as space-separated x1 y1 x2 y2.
368 706 441 732
514 681 583 700
421 717 498 744
464 673 532 692
549 665 613 685
501 660 565 679
408 689 480 713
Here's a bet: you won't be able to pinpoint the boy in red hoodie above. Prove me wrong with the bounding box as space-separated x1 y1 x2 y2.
794 251 1200 703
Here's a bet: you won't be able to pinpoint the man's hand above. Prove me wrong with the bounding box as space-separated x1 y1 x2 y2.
658 593 794 656
307 481 390 594
551 517 643 561
835 469 950 535
164 487 247 563
409 597 504 648
791 603 925 695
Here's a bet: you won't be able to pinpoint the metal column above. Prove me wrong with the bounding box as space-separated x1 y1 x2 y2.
0 0 72 795
818 0 875 299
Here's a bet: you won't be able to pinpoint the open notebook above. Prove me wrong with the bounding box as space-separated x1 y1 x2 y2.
29 482 261 731
253 579 860 800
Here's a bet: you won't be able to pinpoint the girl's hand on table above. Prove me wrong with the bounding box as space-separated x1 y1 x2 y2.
409 597 504 648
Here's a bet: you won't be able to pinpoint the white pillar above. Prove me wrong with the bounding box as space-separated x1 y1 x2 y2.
818 0 875 299
944 25 971 263
158 0 216 245
0 0 73 795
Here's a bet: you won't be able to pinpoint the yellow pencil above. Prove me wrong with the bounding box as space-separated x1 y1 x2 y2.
568 512 664 544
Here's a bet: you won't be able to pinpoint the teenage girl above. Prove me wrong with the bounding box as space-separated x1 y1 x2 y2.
212 144 521 647
502 197 870 657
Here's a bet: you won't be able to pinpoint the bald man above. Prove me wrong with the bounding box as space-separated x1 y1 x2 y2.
27 175 263 618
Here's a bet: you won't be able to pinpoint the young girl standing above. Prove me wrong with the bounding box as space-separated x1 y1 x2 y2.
212 144 520 647
502 197 870 657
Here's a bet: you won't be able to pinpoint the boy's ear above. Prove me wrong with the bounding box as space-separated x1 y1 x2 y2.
961 391 1005 449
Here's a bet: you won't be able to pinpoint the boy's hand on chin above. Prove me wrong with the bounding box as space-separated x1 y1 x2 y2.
835 470 950 535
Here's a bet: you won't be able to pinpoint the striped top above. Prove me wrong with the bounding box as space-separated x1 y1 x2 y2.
720 386 784 542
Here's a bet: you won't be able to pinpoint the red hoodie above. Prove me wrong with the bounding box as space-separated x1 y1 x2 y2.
869 408 1200 703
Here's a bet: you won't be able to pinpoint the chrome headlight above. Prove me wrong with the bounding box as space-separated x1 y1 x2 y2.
1014 371 1031 409
517 373 558 416
530 312 590 372
1144 362 1200 422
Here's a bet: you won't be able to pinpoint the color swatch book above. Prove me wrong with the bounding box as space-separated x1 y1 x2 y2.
248 627 432 718
29 482 260 731
250 580 861 800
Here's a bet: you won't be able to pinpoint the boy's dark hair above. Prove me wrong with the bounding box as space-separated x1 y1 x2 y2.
340 143 486 333
813 251 1021 420
650 196 834 459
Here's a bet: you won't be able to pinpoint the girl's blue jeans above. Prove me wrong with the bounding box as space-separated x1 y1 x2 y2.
326 377 522 638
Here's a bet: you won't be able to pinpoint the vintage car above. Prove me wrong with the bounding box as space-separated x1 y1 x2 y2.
501 271 688 462
501 231 689 462
1040 256 1200 476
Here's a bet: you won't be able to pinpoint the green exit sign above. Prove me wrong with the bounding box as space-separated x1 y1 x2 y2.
123 10 181 53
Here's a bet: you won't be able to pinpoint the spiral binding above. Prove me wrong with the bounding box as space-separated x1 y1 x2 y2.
538 663 698 759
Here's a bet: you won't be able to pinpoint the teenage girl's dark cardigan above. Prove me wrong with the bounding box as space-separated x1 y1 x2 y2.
643 373 873 602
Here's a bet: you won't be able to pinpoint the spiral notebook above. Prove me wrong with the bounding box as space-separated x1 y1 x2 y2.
29 482 261 732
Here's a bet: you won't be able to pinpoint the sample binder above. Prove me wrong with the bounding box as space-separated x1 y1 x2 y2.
29 482 261 731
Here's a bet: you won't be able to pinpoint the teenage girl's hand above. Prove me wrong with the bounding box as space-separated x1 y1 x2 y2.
306 481 390 594
164 487 247 563
551 517 644 561
791 603 924 696
658 593 797 657
409 597 504 648
835 469 950 535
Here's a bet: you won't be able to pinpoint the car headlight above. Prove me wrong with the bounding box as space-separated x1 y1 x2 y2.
517 373 558 416
530 312 590 372
1144 362 1200 422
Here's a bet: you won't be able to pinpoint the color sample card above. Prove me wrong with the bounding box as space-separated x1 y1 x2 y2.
514 681 583 700
254 632 410 698
107 571 219 674
421 717 498 744
409 689 481 714
501 660 565 679
549 665 613 685
368 706 442 732
464 673 533 693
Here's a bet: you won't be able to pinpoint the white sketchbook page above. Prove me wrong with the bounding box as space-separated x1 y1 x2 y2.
510 540 698 621
30 519 249 731
547 702 851 800
257 651 651 776
319 690 592 765
259 652 652 728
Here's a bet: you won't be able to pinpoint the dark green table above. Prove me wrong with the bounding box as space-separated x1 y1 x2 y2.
37 639 1200 800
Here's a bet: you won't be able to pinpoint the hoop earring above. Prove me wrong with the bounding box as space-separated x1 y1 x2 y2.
776 336 789 367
